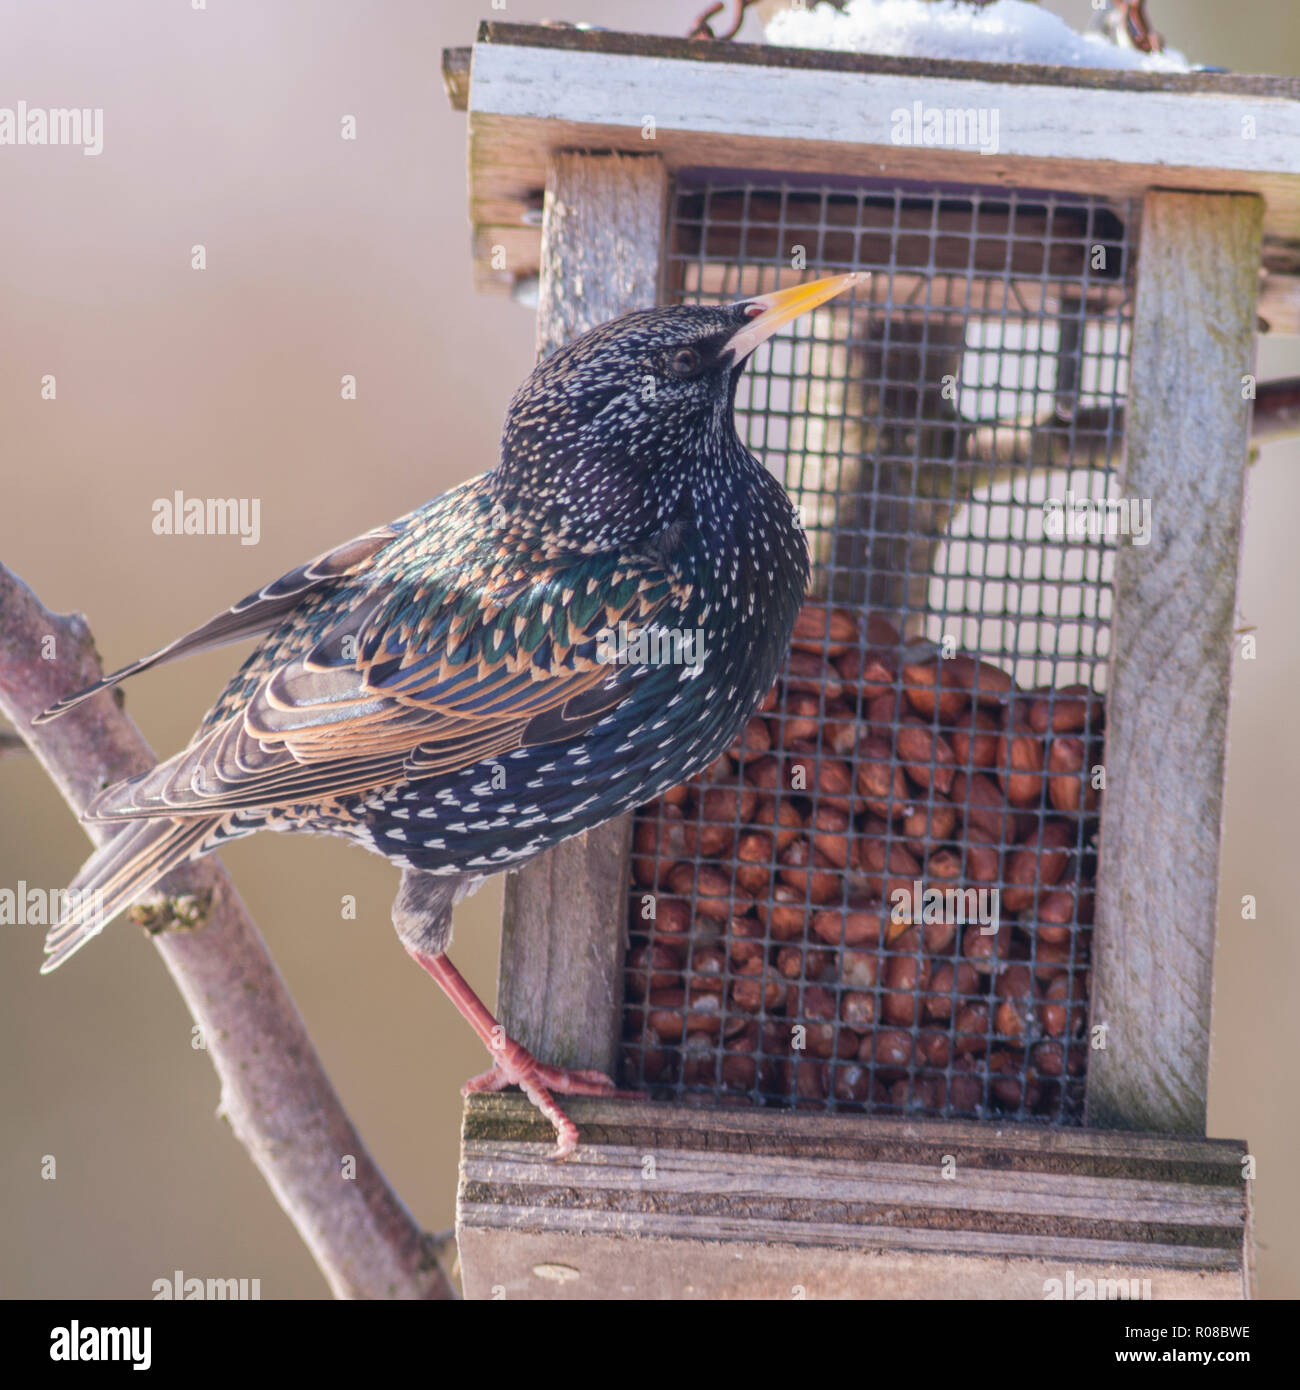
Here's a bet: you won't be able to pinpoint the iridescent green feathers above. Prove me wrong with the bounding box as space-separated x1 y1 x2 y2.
80 475 682 824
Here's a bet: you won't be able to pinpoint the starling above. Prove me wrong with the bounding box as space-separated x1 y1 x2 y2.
35 271 859 1155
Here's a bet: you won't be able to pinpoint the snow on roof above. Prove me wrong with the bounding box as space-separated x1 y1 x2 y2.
765 0 1192 73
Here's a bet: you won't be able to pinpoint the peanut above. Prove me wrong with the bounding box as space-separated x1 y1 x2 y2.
741 753 782 792
951 771 1017 842
960 823 1001 884
808 804 855 870
1027 684 1102 736
625 942 683 999
732 713 773 757
754 883 809 941
900 658 969 722
882 941 931 1026
811 901 881 949
835 647 896 702
962 922 1014 973
667 860 749 921
791 598 858 658
948 709 999 769
777 838 843 905
925 960 979 1020
841 948 879 989
1037 973 1085 1038
648 988 722 1039
1047 735 1100 814
694 783 758 857
854 733 911 818
896 717 957 794
752 796 803 852
901 795 957 854
771 690 822 748
784 649 843 700
996 712 1045 807
775 944 833 981
730 957 783 1013
821 700 862 756
733 829 775 896
856 833 922 904
631 805 689 888
642 894 691 946
870 1028 915 1071
993 963 1034 1039
781 743 857 813
829 1060 871 1103
953 1001 991 1055
1001 820 1073 912
840 990 876 1031
688 944 727 994
726 914 767 967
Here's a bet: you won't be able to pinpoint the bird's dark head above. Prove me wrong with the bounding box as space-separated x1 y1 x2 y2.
493 274 858 552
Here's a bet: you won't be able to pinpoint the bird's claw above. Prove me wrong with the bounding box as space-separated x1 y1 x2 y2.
463 1038 645 1160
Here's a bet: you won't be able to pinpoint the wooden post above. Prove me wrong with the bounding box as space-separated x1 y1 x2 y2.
1088 191 1262 1134
495 152 669 1074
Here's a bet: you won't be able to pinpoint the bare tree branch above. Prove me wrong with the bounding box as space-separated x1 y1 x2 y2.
0 561 455 1300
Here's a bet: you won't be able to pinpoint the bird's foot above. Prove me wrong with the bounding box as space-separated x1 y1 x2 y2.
400 942 644 1159
463 1035 644 1160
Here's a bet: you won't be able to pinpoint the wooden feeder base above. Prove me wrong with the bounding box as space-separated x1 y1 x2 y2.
456 1096 1251 1300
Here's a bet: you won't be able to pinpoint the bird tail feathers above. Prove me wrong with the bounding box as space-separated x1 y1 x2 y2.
40 817 216 973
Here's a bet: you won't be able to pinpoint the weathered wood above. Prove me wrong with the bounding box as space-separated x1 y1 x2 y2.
496 152 668 1074
475 21 1300 99
442 45 471 111
1088 192 1263 1135
455 24 1300 299
531 152 668 358
467 111 1300 240
457 1096 1252 1299
497 817 634 1075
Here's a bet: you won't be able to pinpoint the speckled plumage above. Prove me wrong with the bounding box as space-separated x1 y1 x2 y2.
37 295 819 969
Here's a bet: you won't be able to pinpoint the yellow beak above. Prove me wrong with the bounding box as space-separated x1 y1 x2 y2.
722 272 861 364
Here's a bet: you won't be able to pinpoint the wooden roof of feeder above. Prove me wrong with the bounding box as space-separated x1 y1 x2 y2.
443 22 1300 331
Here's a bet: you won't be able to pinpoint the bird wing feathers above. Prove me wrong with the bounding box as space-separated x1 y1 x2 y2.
82 553 675 822
32 517 409 724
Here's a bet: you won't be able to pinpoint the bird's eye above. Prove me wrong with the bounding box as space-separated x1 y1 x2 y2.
668 347 700 377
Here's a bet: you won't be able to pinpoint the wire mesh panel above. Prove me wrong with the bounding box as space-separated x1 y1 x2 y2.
622 174 1136 1123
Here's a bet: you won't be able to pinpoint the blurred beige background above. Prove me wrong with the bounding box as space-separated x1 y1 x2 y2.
1 0 1296 1298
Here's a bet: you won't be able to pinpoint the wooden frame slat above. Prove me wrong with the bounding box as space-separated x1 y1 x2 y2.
495 152 669 1075
1087 191 1263 1135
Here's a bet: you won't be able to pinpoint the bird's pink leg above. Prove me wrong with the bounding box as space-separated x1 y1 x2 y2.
408 949 642 1159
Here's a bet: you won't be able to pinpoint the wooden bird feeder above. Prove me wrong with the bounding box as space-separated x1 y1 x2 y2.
442 21 1299 1300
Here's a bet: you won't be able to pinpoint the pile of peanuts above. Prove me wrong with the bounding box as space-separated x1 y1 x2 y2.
622 598 1101 1119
